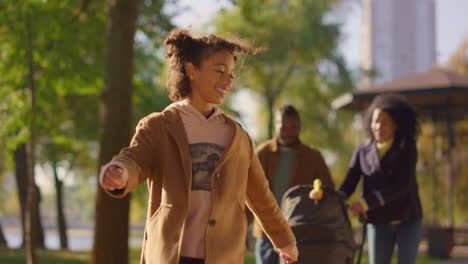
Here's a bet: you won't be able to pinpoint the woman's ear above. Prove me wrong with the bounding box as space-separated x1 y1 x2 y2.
185 62 196 81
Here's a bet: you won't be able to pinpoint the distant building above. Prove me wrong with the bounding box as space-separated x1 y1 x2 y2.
362 0 436 86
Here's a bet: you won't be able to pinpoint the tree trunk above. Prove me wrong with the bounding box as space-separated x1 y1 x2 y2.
14 144 45 249
91 1 140 263
267 96 275 139
14 145 28 246
0 222 7 247
52 161 68 249
25 145 38 264
0 152 7 248
25 9 38 264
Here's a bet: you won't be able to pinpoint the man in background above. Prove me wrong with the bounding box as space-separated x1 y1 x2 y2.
253 104 335 264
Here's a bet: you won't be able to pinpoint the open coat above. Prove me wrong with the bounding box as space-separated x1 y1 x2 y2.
339 139 422 224
104 107 295 264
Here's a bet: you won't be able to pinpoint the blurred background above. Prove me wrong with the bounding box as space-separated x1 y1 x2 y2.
1 0 467 263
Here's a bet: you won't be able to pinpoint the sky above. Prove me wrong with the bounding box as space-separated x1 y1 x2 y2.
173 0 468 67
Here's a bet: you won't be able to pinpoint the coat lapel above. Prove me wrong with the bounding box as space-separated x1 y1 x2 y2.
363 140 382 174
162 108 192 194
214 114 241 170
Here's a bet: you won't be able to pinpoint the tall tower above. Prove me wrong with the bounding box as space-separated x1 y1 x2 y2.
362 0 436 86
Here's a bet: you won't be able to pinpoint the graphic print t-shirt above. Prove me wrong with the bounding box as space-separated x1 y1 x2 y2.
169 100 234 259
190 143 224 191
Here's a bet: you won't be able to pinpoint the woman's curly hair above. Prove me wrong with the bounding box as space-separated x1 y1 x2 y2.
163 29 261 101
364 93 420 142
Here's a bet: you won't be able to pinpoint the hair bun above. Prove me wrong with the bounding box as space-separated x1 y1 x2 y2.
164 29 194 60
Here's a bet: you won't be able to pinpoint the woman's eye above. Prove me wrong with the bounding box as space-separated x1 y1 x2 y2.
215 69 235 79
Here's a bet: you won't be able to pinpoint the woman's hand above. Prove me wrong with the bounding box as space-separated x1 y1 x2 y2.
279 242 298 263
349 200 368 220
308 189 323 201
101 164 128 191
280 252 297 264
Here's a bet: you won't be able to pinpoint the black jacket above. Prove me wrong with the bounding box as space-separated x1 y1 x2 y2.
339 139 423 224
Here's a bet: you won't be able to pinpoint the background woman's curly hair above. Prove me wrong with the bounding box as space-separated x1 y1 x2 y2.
364 93 420 142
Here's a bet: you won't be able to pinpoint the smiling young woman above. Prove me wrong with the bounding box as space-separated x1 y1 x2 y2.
185 49 236 115
98 29 299 264
371 108 397 143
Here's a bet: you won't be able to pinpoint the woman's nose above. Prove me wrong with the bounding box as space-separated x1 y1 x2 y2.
222 74 233 87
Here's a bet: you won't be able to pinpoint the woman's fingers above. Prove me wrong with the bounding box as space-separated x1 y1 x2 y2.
361 211 368 220
350 207 360 217
349 202 364 217
102 176 115 190
280 253 296 263
102 165 127 190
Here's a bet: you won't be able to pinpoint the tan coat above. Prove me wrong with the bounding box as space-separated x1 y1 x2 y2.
105 107 295 264
252 138 335 238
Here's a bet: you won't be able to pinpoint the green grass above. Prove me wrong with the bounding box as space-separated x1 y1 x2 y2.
0 247 89 264
245 250 449 264
0 247 252 264
0 247 455 264
0 247 143 264
244 251 255 264
358 255 441 264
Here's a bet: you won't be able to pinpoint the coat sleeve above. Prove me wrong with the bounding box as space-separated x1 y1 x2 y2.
245 140 295 249
245 145 267 227
103 115 158 198
364 140 418 209
338 144 363 200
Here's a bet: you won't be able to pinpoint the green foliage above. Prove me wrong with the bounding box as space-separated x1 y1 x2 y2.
0 0 107 173
212 0 358 179
447 36 468 74
0 248 88 264
130 182 149 223
0 0 176 213
133 35 172 121
415 36 468 226
445 36 468 224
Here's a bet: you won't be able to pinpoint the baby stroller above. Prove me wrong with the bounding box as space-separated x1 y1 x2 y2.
280 184 356 264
